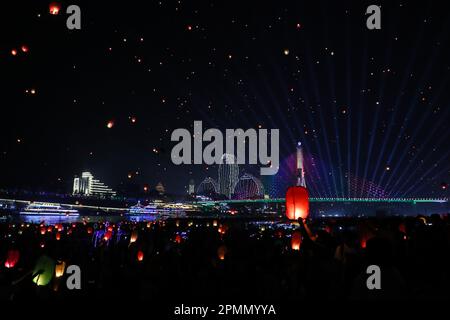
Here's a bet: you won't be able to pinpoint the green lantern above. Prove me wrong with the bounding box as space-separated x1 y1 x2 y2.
32 255 55 286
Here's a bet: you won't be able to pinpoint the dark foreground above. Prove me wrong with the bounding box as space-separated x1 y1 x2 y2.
1 214 449 301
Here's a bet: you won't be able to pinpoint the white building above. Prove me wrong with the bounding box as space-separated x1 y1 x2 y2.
73 171 116 197
218 154 239 199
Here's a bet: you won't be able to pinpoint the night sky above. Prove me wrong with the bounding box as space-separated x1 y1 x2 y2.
1 0 449 198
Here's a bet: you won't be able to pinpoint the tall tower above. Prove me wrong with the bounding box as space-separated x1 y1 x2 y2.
218 153 239 199
296 142 306 187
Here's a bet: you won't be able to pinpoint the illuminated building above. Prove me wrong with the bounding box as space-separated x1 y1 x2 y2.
197 177 219 195
233 173 264 199
188 179 195 195
218 153 239 199
72 171 116 197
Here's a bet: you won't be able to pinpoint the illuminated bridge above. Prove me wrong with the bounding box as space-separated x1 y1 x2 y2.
197 198 448 206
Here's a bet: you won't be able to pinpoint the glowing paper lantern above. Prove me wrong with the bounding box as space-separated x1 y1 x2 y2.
137 250 144 262
174 234 182 244
32 255 55 286
291 231 302 251
107 121 114 129
130 230 138 244
104 231 112 241
4 250 20 268
55 232 61 241
55 260 66 278
49 3 60 15
11 49 17 56
40 226 46 235
21 45 29 53
285 186 309 220
87 227 93 234
217 245 227 260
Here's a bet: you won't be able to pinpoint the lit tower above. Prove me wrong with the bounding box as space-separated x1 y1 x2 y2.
218 153 239 199
296 142 306 187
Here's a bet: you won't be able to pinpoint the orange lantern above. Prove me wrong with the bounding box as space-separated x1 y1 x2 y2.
55 260 66 278
130 230 138 244
40 226 47 235
174 234 182 244
55 232 61 241
291 231 302 251
87 227 93 234
49 3 61 15
4 250 20 268
217 245 227 260
137 250 144 262
285 186 309 220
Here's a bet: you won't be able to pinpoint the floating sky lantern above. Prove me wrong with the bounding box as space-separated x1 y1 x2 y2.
107 120 114 129
32 255 55 286
130 230 138 244
55 260 66 278
175 234 182 244
11 49 17 56
104 230 112 241
40 226 46 235
291 231 302 251
137 250 144 262
49 3 61 15
4 249 20 268
285 186 309 220
217 245 227 260
87 226 93 234
55 232 61 241
21 45 29 53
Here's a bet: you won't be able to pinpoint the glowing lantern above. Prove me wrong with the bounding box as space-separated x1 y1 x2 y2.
217 245 227 260
398 223 406 234
32 255 55 286
55 232 61 241
87 227 93 234
4 250 20 268
285 186 309 220
213 220 218 227
104 231 112 241
55 260 66 278
130 230 138 244
175 234 182 244
137 250 144 262
40 226 46 235
107 121 114 129
49 3 60 15
47 226 53 233
11 49 17 56
107 226 113 232
291 231 302 251
21 45 29 53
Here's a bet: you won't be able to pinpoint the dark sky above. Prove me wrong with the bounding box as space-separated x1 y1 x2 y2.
0 0 449 197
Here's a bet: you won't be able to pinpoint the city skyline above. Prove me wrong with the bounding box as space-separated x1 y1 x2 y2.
0 1 449 198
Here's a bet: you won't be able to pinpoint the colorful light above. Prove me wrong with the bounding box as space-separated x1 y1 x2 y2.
49 3 61 15
21 45 29 53
4 250 20 268
217 245 227 260
291 231 302 251
137 250 144 262
285 186 309 220
107 120 114 129
11 49 17 56
32 255 55 286
55 260 66 278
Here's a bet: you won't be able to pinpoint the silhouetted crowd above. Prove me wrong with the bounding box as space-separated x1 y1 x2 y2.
1 214 449 301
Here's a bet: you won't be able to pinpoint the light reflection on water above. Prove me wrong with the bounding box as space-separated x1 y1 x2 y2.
5 213 160 224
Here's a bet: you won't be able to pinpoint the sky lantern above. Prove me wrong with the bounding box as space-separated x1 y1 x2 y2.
4 250 20 268
40 226 47 235
55 232 61 241
130 230 138 244
174 234 182 244
87 226 93 234
291 231 302 251
285 186 309 220
55 260 66 278
217 245 227 260
107 120 114 129
32 255 55 286
49 3 61 15
137 250 144 262
21 45 29 53
104 230 112 241
11 49 17 56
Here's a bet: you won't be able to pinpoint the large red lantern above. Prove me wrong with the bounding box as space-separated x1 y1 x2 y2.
5 250 20 268
285 186 309 220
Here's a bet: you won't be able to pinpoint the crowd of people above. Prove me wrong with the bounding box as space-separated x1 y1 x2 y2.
0 214 449 301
